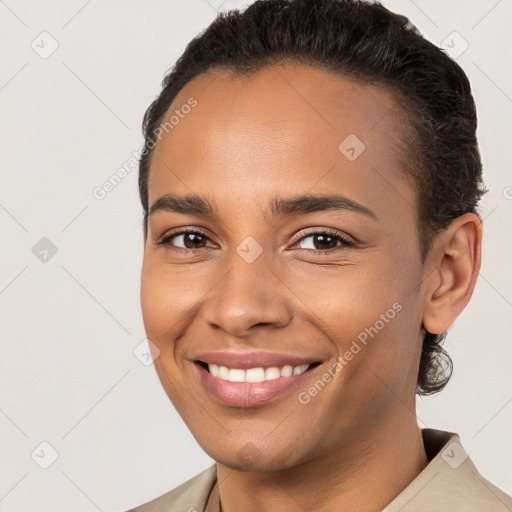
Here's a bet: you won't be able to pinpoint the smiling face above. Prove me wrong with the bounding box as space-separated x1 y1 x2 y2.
140 63 429 471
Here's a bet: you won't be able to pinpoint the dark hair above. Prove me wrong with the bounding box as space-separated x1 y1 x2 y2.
138 0 486 395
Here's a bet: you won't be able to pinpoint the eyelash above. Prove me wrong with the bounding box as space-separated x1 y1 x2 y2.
155 227 355 254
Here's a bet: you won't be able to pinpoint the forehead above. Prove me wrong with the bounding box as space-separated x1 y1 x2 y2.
148 63 413 219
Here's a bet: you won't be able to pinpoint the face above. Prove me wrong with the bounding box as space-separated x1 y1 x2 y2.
140 63 428 471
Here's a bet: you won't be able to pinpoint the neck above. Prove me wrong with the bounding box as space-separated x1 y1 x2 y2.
212 413 428 512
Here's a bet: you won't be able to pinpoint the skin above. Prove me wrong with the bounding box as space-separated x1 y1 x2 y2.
140 63 482 512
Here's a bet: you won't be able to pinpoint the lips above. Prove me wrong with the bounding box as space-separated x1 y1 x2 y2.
191 351 325 407
193 350 323 369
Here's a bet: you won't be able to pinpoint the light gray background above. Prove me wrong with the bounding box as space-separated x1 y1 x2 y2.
0 0 511 510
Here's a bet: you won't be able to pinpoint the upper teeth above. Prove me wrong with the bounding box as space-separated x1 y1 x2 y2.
207 363 310 382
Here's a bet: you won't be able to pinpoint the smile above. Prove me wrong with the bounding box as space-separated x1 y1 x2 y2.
206 362 311 382
194 358 323 408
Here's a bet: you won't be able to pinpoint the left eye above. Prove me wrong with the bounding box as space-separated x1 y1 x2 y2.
294 231 354 251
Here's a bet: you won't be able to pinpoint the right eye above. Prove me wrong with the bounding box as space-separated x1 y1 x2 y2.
156 229 217 251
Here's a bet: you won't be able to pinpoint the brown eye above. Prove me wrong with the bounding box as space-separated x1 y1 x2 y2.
157 230 215 250
181 232 208 249
304 233 338 250
295 230 354 252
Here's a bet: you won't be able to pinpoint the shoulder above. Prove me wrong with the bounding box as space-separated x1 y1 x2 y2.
383 429 512 512
127 464 217 512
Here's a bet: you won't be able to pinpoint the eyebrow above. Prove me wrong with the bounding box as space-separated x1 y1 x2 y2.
148 193 378 221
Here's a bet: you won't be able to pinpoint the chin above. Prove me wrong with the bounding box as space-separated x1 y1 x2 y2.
205 442 303 473
215 457 289 473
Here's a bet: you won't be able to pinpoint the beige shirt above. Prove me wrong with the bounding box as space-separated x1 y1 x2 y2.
128 429 512 511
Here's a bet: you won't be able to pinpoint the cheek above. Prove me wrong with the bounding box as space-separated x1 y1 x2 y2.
314 247 422 387
140 263 191 405
360 279 422 393
140 265 166 338
309 262 403 339
140 259 210 360
140 262 184 350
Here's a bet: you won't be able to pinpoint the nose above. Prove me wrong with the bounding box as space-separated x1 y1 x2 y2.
201 252 293 338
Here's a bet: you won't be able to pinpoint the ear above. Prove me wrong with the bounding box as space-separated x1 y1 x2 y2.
422 213 482 335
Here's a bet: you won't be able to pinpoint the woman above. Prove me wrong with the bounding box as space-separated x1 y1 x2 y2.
130 0 512 510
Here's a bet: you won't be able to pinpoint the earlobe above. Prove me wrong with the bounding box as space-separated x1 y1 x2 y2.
422 213 482 335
